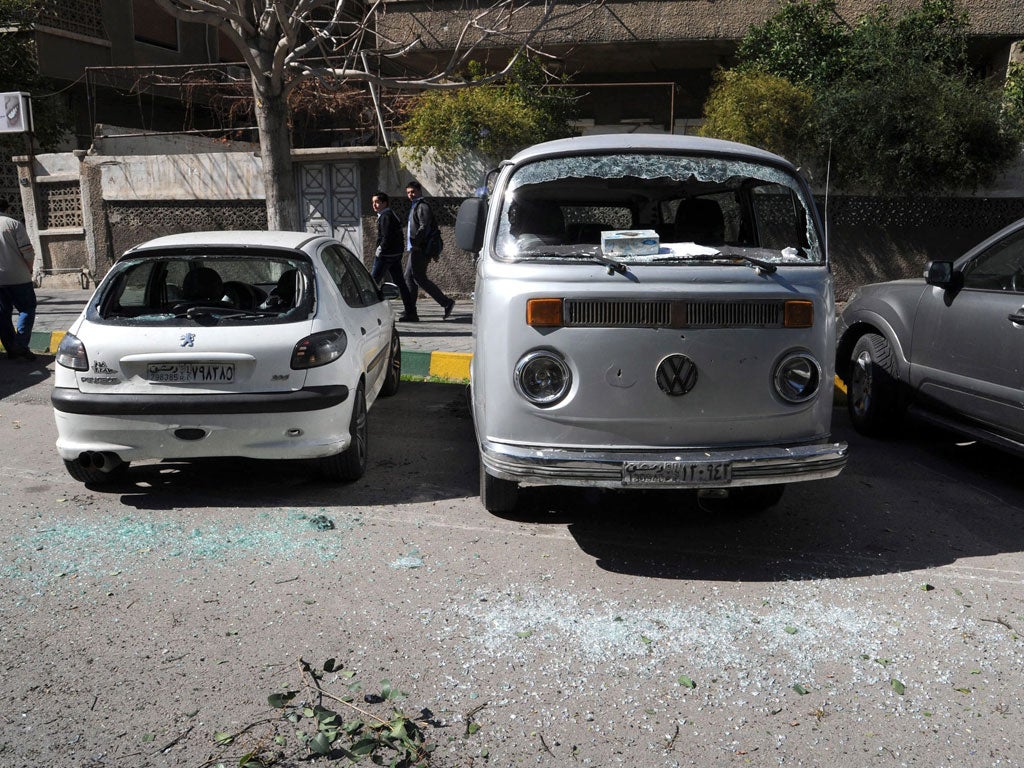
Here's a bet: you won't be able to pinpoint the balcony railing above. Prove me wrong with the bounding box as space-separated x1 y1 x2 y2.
37 0 106 39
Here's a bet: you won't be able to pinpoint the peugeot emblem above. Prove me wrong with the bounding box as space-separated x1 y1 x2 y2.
180 333 196 348
656 354 698 396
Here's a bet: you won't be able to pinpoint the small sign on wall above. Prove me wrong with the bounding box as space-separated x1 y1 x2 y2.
0 92 33 134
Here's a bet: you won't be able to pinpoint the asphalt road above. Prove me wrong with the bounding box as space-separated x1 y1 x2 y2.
2 361 1023 767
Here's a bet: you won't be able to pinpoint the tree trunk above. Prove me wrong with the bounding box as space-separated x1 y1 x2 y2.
253 85 300 231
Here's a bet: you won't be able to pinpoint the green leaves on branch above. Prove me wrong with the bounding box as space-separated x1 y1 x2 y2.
1004 62 1024 141
399 58 579 163
700 70 813 160
213 658 434 767
0 0 72 152
701 0 1020 194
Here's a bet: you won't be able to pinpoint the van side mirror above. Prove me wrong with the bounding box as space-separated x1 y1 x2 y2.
455 197 487 253
924 260 957 289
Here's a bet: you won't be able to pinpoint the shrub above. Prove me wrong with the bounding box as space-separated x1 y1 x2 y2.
699 69 813 162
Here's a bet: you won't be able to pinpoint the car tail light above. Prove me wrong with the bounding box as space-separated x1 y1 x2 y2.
526 298 564 327
773 352 821 403
291 329 347 369
515 350 572 406
56 333 89 371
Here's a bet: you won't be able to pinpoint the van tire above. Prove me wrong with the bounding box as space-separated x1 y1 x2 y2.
480 464 519 513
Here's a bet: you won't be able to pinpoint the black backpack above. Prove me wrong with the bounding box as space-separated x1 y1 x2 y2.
425 227 444 261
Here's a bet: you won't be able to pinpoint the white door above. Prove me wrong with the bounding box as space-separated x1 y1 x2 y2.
298 162 362 255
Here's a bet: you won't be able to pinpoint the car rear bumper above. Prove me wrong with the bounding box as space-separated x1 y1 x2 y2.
480 438 848 488
51 384 349 415
52 385 354 462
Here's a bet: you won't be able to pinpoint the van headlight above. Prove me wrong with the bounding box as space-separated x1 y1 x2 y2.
773 352 821 403
514 350 571 406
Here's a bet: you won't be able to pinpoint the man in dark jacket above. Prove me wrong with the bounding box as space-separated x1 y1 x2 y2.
369 191 417 320
404 180 454 321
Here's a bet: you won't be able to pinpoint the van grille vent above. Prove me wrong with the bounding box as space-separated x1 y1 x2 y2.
563 299 784 329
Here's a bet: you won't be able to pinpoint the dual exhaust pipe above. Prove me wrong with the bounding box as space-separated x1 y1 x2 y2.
77 451 124 473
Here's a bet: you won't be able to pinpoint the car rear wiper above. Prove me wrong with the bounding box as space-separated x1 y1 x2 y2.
217 309 283 320
169 306 278 322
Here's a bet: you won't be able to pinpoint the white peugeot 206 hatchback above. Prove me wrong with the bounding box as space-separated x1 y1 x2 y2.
52 230 402 485
456 134 847 514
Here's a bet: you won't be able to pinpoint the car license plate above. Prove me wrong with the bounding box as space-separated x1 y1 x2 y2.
147 363 236 383
622 460 732 486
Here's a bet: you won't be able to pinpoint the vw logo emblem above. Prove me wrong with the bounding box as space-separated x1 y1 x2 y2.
656 354 698 396
180 333 196 348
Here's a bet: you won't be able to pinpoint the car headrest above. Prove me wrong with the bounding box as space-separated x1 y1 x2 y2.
181 267 224 302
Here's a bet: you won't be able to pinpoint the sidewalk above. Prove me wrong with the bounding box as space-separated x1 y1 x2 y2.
14 288 475 381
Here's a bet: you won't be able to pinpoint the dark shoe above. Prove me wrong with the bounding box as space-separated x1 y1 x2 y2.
7 348 36 361
398 313 420 323
443 298 455 320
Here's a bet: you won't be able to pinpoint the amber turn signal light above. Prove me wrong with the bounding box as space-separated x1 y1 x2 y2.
783 300 814 328
526 298 564 327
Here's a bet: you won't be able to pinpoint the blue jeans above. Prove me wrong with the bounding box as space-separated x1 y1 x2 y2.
0 282 36 352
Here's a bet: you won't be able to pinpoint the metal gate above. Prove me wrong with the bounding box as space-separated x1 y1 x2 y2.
297 162 362 255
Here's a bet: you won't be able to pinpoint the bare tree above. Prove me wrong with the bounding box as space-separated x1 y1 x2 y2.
152 0 602 230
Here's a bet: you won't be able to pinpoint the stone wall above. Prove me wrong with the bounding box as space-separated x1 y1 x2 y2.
105 200 267 260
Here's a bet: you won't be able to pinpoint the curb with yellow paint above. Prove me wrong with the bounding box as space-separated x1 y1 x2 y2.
2 330 66 356
401 349 471 382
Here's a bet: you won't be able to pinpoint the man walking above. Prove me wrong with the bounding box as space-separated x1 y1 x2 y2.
369 191 418 321
404 180 454 321
0 197 37 361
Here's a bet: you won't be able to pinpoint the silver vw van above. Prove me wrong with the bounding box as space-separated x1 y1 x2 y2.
455 135 847 513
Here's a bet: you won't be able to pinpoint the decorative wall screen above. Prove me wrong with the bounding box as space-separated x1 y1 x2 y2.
38 181 83 229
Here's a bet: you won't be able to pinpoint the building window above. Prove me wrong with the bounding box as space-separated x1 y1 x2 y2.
133 0 178 50
217 29 242 62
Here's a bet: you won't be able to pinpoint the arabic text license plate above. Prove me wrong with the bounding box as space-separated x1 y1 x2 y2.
147 362 235 383
622 460 732 486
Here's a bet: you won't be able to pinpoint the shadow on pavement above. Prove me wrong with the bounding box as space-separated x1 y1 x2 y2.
98 381 478 509
0 355 52 398
500 412 1024 583
74 386 1024 584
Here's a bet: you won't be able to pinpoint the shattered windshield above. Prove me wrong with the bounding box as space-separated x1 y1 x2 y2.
495 153 823 266
93 253 312 325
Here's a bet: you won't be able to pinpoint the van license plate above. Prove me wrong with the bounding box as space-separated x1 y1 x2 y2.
622 461 732 486
147 363 235 383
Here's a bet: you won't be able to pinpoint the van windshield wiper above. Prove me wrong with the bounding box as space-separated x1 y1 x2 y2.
520 248 630 276
585 251 628 275
682 252 778 274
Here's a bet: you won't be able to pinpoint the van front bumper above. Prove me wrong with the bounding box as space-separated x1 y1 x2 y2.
480 439 848 488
